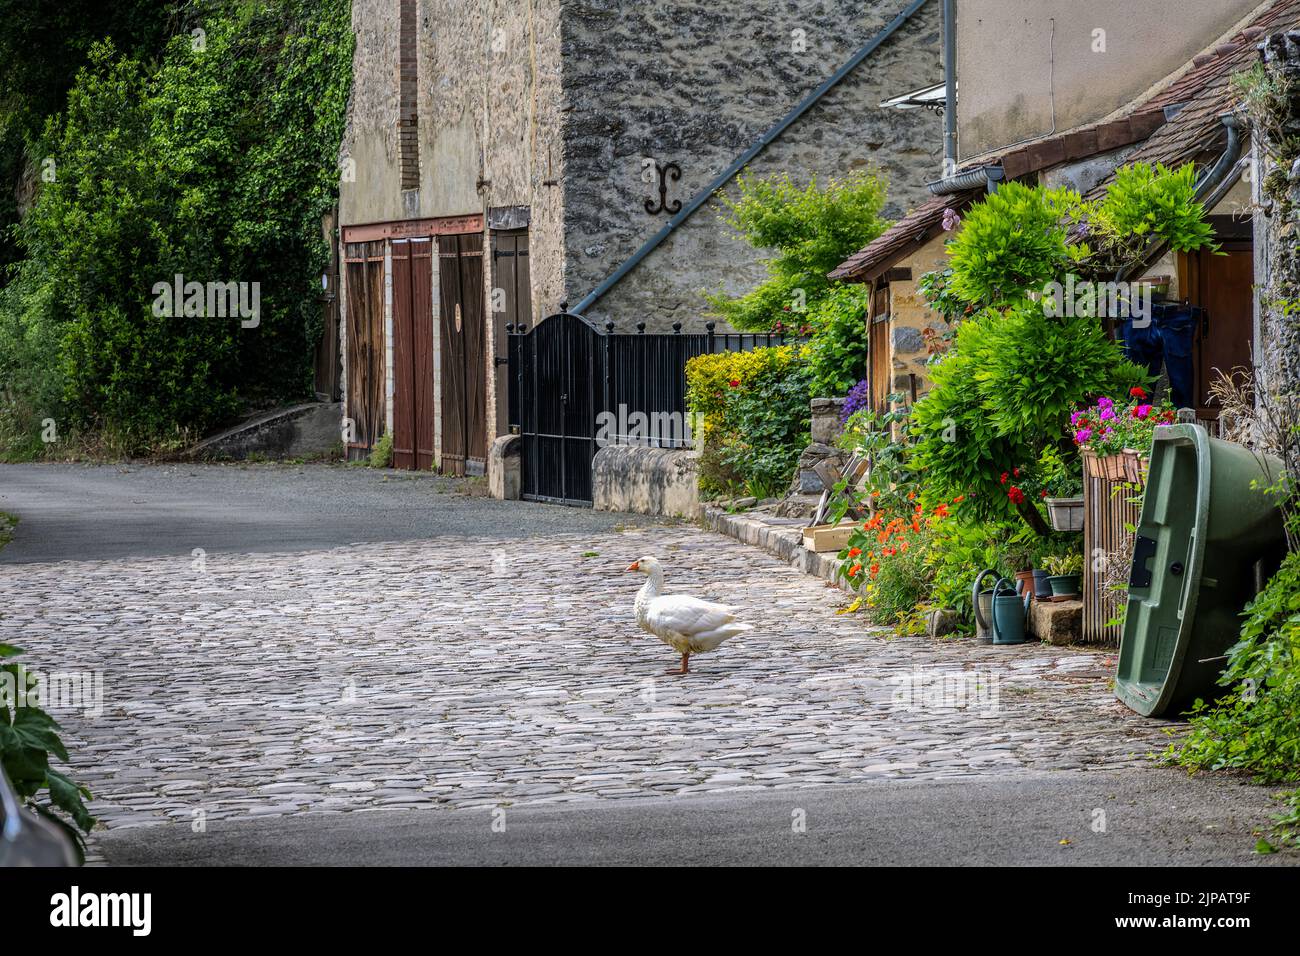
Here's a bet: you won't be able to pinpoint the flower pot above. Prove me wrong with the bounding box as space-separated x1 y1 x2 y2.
1013 569 1036 605
1047 573 1081 598
1045 495 1084 532
1031 569 1053 600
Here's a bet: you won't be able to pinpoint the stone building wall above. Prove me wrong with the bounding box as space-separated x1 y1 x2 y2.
883 229 948 402
559 0 943 331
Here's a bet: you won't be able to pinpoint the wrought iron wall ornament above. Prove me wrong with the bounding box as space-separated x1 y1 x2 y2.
644 161 682 215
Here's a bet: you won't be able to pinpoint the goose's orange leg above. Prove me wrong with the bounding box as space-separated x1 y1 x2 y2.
667 652 689 675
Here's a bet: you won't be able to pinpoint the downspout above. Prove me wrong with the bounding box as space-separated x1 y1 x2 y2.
572 0 933 316
942 0 957 174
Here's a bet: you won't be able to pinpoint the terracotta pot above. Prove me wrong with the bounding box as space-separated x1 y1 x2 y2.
1014 569 1036 605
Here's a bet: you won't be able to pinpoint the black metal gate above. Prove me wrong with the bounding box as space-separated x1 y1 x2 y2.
508 312 788 506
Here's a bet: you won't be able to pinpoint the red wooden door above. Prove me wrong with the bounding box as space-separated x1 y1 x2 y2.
439 233 488 475
390 238 436 470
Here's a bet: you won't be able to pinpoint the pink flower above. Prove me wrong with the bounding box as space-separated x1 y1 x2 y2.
942 208 961 231
1097 397 1114 409
1074 427 1092 444
1099 407 1115 421
1135 403 1153 419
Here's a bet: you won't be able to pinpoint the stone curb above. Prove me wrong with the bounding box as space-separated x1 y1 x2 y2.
703 506 851 592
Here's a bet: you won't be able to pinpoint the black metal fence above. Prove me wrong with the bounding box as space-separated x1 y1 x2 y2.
507 313 791 505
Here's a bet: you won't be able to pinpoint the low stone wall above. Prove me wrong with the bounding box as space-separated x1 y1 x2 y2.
592 445 700 518
187 403 342 461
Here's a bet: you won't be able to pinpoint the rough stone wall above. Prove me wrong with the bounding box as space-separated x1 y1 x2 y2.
885 229 948 402
559 0 943 332
1255 32 1300 438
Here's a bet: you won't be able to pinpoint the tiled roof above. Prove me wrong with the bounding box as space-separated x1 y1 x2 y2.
1087 0 1300 198
827 191 978 282
830 0 1300 284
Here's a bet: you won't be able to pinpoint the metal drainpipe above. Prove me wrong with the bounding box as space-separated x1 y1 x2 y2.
942 0 957 174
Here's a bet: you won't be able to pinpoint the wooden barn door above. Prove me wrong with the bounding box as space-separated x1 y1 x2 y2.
344 240 386 461
391 238 435 470
438 233 488 475
1188 241 1254 418
490 230 531 437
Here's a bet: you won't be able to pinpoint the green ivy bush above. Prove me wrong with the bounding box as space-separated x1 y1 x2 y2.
0 0 354 454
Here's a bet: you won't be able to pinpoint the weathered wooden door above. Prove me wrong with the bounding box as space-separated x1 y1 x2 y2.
391 238 435 470
1190 242 1254 417
438 232 488 475
490 230 531 436
343 240 386 461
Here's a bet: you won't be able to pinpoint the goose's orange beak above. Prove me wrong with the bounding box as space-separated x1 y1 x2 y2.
626 560 640 572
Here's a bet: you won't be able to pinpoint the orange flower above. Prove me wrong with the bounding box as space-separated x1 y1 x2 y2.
849 563 862 576
869 563 880 578
848 547 862 558
952 495 965 503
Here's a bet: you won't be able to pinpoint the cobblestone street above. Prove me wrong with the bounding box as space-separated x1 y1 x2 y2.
0 522 1171 838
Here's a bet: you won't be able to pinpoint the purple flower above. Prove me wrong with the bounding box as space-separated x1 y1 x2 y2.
1097 396 1114 409
1099 407 1115 421
841 379 871 424
1075 427 1092 444
1069 410 1083 427
941 208 961 232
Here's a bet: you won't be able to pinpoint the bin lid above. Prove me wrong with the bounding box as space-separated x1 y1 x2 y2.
1114 424 1284 717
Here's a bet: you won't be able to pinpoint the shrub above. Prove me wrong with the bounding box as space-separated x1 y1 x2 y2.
946 182 1079 306
707 170 888 332
686 345 810 498
910 302 1145 524
3 0 354 453
803 284 869 398
1167 550 1300 850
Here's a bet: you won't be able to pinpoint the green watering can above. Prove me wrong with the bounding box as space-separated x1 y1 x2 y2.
990 577 1031 645
971 568 1000 644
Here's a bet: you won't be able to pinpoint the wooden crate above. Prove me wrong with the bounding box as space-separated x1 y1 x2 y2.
803 523 855 553
1081 451 1144 646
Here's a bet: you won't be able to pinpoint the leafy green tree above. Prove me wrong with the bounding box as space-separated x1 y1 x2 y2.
707 170 888 331
4 0 354 451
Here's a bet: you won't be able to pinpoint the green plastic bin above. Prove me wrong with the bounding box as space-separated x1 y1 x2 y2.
1115 424 1286 717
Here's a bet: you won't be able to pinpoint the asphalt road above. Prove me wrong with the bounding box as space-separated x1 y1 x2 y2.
0 462 662 563
94 770 1288 867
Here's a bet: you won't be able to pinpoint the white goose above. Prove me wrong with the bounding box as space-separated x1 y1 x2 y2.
626 556 752 674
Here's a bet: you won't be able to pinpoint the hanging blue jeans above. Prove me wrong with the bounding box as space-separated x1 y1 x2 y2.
1118 303 1200 409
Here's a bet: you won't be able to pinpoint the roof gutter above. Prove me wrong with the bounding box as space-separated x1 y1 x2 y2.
572 0 933 316
928 164 1004 195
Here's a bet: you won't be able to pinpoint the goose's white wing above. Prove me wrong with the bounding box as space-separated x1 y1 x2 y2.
645 595 736 636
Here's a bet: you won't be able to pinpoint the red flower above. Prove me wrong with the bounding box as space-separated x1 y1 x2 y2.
1039 489 1048 498
1130 386 1147 399
1013 466 1021 477
1000 472 1009 485
728 379 740 388
848 547 862 558
1007 486 1026 505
